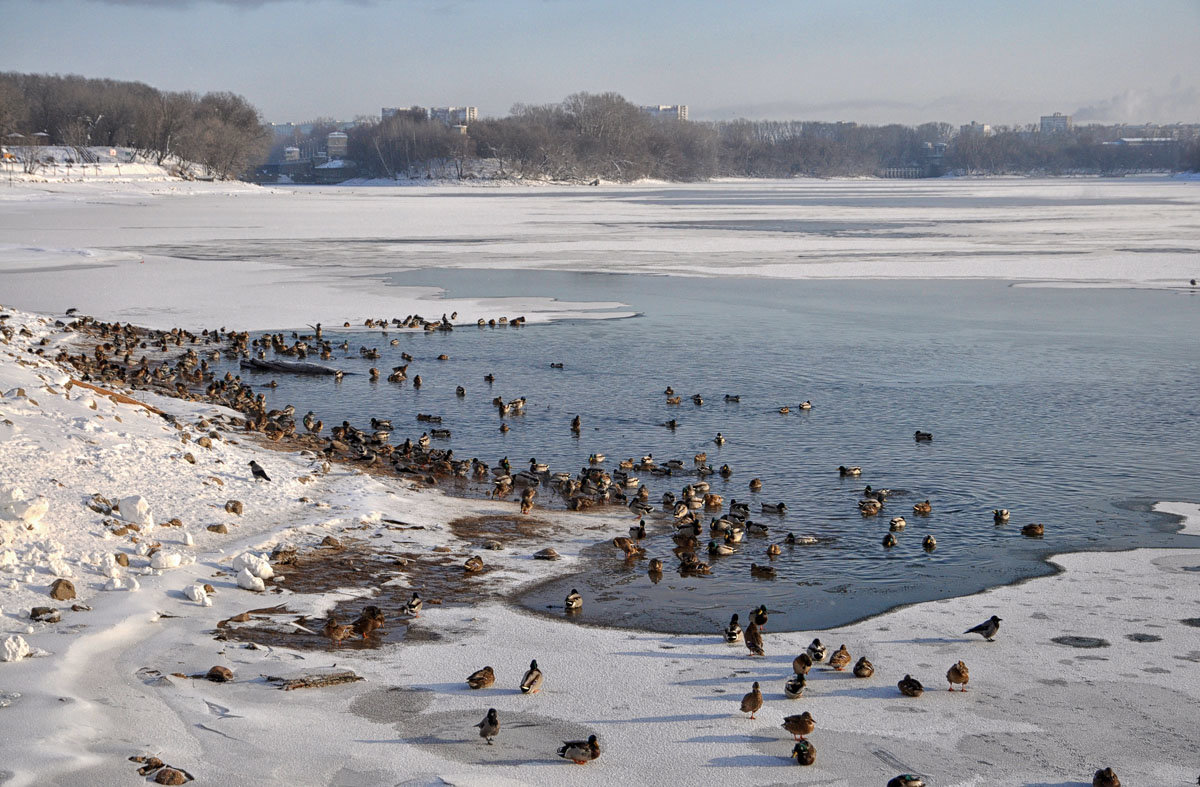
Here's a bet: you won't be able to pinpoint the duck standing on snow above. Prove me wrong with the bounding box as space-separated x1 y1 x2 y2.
781 711 815 740
783 673 806 698
791 740 817 765
557 734 600 764
475 708 499 745
744 621 765 656
947 660 970 691
806 638 827 662
752 604 769 629
792 651 813 676
724 613 743 643
467 666 495 690
827 644 851 671
1092 767 1120 787
887 776 925 787
740 681 763 719
520 659 544 694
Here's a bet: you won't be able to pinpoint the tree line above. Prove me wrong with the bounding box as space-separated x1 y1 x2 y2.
0 72 269 179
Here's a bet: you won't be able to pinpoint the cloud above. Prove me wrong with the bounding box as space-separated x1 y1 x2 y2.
1074 83 1200 124
72 0 376 6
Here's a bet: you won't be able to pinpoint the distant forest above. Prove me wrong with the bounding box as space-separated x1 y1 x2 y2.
3 73 1198 182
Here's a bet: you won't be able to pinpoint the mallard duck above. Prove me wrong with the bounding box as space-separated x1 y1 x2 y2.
723 613 743 643
752 604 769 628
993 508 1010 524
724 527 744 544
913 500 932 515
747 520 770 535
947 660 969 691
766 543 782 556
618 458 634 470
704 492 725 509
792 652 813 675
739 681 763 719
838 465 862 476
666 395 682 405
588 453 605 464
629 520 647 540
323 617 354 647
859 499 883 516
914 430 932 441
744 622 765 656
828 644 851 671
791 739 816 766
404 591 423 617
761 502 787 514
692 393 704 405
713 432 725 445
724 393 740 402
882 532 897 548
664 386 675 396
529 458 549 473
565 588 582 611
783 673 806 698
570 415 581 433
889 516 907 531
520 486 537 514
719 464 732 478
466 666 495 689
648 558 664 575
778 406 790 414
709 540 736 557
464 555 485 573
520 659 543 694
750 563 776 578
351 605 385 638
964 615 1002 641
748 478 763 491
886 776 925 787
1092 767 1120 787
798 400 813 410
781 711 815 740
475 708 499 744
557 734 600 764
807 638 826 662
898 674 924 697
693 452 707 464
853 656 874 678
923 534 937 551
864 485 891 501
1022 523 1045 537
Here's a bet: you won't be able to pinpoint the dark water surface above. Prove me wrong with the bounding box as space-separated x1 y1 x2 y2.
229 272 1200 633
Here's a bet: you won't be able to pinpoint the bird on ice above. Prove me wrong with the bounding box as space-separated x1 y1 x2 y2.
475 708 499 745
964 615 1002 641
248 460 271 482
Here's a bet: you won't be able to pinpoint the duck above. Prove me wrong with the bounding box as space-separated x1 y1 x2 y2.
692 394 704 405
466 666 495 690
323 617 354 647
914 430 933 441
897 674 924 697
827 644 851 671
629 520 647 540
520 659 544 694
781 711 815 741
783 673 807 698
744 622 765 656
964 615 1002 641
588 453 605 464
557 734 600 764
724 394 740 402
797 400 813 410
747 520 770 535
766 543 782 556
709 540 736 557
748 478 762 491
912 500 932 515
723 613 743 643
475 708 499 745
739 681 763 719
993 508 1010 524
838 465 862 476
751 604 769 628
882 532 897 548
863 484 891 501
693 452 708 464
859 499 883 516
1022 523 1045 537
778 406 790 414
1092 767 1120 787
750 563 776 578
713 432 725 445
853 656 874 678
761 502 787 514
529 458 549 473
947 660 969 691
792 652 813 676
612 536 644 556
664 386 675 396
923 534 937 551
887 776 925 787
791 740 817 766
464 555 485 573
351 605 385 639
570 415 581 433
719 464 732 478
565 588 582 611
648 558 664 575
889 516 907 531
806 638 827 662
404 591 423 617
456 385 466 397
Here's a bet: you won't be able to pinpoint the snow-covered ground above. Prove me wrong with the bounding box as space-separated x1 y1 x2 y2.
0 175 1198 331
0 306 1198 785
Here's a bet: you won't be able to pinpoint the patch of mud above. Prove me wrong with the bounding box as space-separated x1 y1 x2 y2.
1126 633 1163 643
1050 636 1110 649
448 514 560 549
350 686 436 723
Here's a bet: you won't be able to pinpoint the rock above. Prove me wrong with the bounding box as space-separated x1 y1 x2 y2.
320 535 342 549
202 583 215 594
70 604 91 612
236 567 265 592
432 545 452 553
30 607 60 623
155 767 188 785
87 494 113 514
207 524 228 534
533 548 561 560
205 665 233 682
49 578 76 600
117 495 153 527
162 518 183 528
196 436 212 449
182 453 196 464
114 552 129 567
224 500 243 516
0 549 17 571
1 634 30 662
271 543 297 564
483 540 503 550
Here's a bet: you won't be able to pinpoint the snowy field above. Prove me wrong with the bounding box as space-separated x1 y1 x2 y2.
1 176 1199 785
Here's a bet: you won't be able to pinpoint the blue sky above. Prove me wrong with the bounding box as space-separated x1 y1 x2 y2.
1 0 1197 126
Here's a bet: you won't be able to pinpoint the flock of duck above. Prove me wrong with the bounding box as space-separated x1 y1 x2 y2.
51 313 1115 783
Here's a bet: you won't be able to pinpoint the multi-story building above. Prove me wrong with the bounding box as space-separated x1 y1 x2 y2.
326 131 348 159
640 104 688 121
429 106 479 125
1040 113 1073 134
959 121 991 137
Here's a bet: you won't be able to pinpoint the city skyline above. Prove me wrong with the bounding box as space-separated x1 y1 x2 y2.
1 0 1197 127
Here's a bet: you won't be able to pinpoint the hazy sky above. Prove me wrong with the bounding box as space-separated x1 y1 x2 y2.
2 0 1198 126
